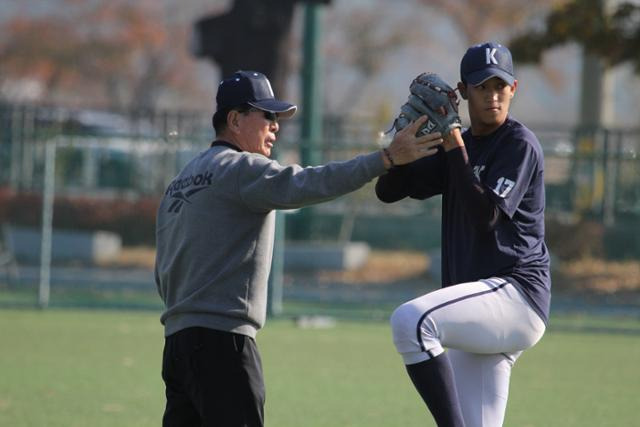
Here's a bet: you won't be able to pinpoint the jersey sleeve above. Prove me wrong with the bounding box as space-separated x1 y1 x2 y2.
481 134 542 219
445 146 501 230
375 149 446 202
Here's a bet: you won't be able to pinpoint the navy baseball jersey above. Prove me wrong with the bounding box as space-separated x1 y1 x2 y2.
376 116 551 323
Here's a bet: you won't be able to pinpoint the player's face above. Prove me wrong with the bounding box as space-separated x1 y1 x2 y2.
235 109 280 157
465 77 517 136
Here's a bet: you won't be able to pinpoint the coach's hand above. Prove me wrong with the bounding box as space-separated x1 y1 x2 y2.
382 116 443 169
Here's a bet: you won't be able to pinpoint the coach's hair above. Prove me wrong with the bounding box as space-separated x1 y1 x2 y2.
212 108 230 135
212 104 253 135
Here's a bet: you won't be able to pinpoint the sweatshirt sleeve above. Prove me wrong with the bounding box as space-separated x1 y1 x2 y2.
236 151 386 212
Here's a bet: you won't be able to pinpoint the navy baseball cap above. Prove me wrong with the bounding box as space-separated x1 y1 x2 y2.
216 70 297 118
460 42 515 86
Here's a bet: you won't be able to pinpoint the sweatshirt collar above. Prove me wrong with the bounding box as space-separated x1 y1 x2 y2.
210 140 243 152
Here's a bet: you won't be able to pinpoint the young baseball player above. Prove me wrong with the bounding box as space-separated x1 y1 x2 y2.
375 42 551 426
155 70 442 427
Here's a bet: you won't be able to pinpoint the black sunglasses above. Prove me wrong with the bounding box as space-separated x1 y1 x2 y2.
248 108 278 122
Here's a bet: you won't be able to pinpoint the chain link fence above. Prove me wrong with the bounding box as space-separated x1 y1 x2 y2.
1 103 639 315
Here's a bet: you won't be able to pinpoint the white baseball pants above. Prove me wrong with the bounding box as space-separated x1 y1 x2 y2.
390 278 546 427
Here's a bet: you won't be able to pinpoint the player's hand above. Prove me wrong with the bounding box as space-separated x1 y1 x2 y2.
384 116 443 168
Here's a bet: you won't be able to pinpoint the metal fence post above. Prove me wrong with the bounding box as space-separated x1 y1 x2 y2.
294 2 325 240
39 141 56 309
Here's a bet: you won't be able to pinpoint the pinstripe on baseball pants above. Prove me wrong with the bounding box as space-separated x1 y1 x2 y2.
390 278 546 427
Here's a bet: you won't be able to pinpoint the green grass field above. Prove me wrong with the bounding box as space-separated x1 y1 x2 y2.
0 309 639 427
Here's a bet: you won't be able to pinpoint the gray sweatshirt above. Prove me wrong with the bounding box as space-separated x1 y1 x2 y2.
155 142 386 338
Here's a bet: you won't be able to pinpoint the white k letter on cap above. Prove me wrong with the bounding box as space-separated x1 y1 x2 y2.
486 48 498 65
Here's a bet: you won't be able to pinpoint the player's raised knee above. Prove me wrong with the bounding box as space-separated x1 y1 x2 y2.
390 302 419 340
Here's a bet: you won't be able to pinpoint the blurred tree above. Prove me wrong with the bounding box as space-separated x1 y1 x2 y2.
509 0 640 71
415 0 571 93
509 0 626 129
321 0 568 115
328 8 412 113
0 0 199 110
418 0 568 44
509 1 640 219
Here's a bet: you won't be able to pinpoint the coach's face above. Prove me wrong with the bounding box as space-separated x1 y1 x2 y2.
228 109 280 157
461 77 517 136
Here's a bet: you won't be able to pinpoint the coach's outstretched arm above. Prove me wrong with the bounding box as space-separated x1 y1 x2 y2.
234 116 445 212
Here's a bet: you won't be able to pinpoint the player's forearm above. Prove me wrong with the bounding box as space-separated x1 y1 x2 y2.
445 146 501 230
375 168 411 202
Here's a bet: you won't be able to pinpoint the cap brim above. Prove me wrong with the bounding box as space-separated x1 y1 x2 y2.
466 68 515 86
248 100 297 119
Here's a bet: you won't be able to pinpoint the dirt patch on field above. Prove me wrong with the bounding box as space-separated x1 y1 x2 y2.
315 250 430 285
103 246 640 295
554 257 640 293
98 246 157 269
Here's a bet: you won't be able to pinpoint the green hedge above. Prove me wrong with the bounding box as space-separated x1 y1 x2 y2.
0 187 159 246
2 187 639 259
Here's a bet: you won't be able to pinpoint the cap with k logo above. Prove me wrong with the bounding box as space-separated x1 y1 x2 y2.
460 42 515 86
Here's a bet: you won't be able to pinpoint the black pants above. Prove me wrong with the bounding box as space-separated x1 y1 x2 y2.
162 327 265 427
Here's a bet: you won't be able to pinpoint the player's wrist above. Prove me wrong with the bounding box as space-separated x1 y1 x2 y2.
443 129 464 151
